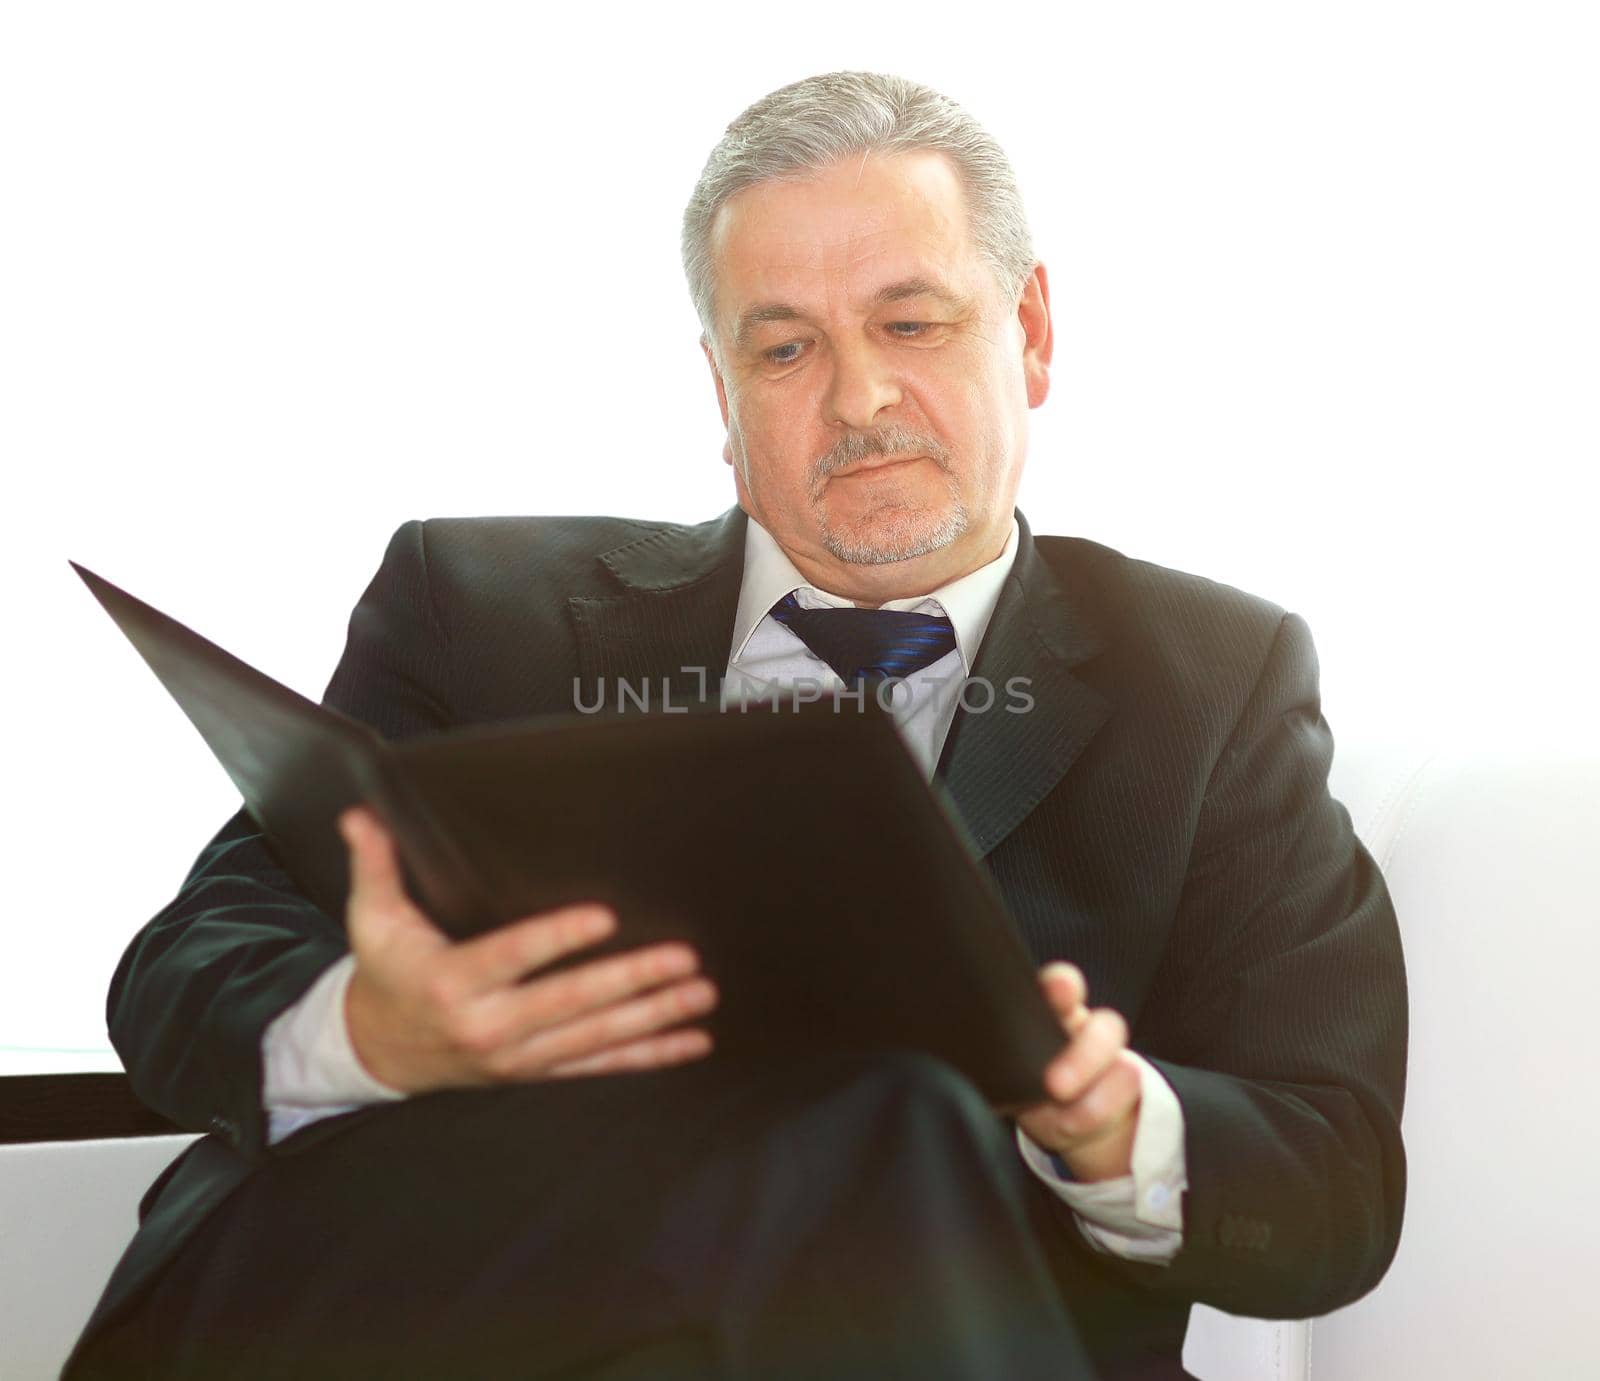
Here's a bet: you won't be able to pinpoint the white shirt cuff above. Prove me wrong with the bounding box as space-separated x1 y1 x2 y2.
1014 1050 1187 1264
261 953 406 1144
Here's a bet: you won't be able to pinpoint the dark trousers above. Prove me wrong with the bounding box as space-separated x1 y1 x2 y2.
68 1051 1097 1380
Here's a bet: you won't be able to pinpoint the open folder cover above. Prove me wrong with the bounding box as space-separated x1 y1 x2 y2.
73 561 1065 1108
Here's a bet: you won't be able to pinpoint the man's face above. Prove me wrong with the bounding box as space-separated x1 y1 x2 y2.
703 149 1051 603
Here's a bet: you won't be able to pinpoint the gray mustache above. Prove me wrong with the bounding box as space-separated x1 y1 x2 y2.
811 426 952 481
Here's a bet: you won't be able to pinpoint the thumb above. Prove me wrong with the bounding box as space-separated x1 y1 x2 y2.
339 807 436 950
1039 961 1091 1039
1039 961 1086 1012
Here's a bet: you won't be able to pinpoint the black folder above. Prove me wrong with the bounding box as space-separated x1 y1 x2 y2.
72 561 1065 1108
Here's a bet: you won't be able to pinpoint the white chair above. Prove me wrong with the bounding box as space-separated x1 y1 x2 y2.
0 1133 199 1380
1187 727 1600 1379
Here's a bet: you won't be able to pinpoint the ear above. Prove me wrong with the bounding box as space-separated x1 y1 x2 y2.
701 337 735 464
1017 263 1053 409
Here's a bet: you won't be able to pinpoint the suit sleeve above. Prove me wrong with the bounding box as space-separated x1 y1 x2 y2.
1082 611 1408 1318
106 521 452 1158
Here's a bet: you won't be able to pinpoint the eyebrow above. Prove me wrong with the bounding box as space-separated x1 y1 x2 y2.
732 276 973 352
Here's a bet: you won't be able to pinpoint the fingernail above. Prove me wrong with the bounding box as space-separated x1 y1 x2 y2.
1041 963 1076 983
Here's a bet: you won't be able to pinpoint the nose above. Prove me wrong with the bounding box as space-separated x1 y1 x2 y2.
823 337 902 430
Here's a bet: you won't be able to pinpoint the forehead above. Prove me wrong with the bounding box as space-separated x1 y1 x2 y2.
708 150 986 331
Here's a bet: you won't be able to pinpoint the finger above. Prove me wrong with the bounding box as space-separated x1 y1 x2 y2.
1045 1007 1129 1103
542 1027 715 1078
1039 961 1087 1015
340 806 409 911
455 903 621 993
1041 1057 1142 1142
488 974 718 1077
484 940 702 1032
340 808 437 953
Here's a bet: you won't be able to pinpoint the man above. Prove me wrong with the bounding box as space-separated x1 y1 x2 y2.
67 71 1406 1379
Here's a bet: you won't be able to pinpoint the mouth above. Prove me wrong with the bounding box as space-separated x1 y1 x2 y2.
832 454 926 478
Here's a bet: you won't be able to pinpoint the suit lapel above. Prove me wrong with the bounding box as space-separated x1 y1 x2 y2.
569 506 747 707
934 512 1112 857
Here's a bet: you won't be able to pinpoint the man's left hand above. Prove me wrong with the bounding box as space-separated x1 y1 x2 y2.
1015 962 1142 1182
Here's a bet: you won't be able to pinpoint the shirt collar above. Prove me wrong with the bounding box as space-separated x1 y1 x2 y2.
729 514 1021 674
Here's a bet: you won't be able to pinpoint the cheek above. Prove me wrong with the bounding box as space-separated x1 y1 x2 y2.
936 373 1008 469
911 349 1006 445
725 397 817 502
724 388 772 468
964 361 1023 461
740 388 826 467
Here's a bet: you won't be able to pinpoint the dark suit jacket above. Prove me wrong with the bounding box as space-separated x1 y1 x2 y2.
75 506 1407 1380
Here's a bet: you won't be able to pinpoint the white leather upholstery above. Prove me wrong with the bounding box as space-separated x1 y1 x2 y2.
1181 733 1433 1381
0 1134 199 1380
1305 741 1600 1379
1188 728 1600 1379
1184 1305 1309 1380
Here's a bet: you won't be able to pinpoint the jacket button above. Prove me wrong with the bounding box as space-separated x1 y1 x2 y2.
208 1115 238 1144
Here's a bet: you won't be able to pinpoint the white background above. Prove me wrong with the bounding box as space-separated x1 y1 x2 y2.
2 2 1595 1068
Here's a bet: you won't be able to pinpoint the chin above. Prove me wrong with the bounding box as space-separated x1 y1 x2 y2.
818 500 970 566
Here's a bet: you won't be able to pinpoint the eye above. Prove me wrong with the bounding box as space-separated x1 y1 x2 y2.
764 341 805 365
886 321 931 338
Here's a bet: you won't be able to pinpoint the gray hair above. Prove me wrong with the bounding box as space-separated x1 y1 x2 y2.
681 71 1036 364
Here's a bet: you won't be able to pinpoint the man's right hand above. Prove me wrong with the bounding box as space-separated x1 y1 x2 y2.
337 805 718 1095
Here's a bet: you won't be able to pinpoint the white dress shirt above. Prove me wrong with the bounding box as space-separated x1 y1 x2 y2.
261 513 1187 1261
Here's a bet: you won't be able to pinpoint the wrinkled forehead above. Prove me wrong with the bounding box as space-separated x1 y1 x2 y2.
706 150 994 342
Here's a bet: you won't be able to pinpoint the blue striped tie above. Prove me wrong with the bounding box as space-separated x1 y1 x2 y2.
769 591 958 685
